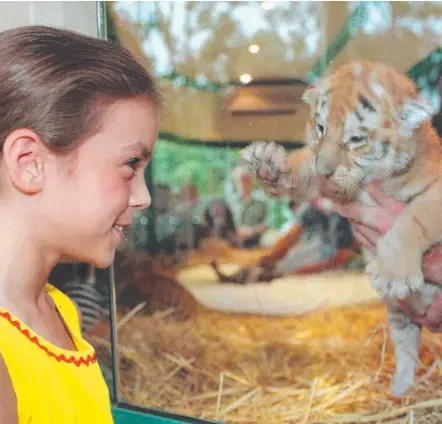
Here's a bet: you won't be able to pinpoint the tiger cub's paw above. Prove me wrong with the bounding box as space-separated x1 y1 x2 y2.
240 141 297 196
365 237 424 299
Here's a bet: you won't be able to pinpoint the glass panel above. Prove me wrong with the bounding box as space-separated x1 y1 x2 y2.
102 1 442 422
49 263 115 398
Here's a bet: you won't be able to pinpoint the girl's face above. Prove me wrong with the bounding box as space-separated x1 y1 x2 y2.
42 98 159 268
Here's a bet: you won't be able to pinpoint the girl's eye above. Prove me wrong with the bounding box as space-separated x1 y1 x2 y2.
126 158 141 170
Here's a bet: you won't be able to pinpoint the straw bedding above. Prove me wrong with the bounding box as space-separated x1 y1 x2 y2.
88 299 442 424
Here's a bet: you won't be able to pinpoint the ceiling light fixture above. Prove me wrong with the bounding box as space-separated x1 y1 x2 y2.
248 44 260 54
239 73 252 84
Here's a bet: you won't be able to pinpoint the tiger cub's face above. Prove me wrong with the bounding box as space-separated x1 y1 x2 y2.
302 63 435 199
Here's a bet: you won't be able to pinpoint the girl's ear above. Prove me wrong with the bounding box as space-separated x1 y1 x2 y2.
2 128 46 194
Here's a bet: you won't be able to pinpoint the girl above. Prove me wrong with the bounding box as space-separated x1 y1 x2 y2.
0 25 160 423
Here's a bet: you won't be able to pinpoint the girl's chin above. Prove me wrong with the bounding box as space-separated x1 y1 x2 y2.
58 233 122 269
89 253 116 269
72 247 117 270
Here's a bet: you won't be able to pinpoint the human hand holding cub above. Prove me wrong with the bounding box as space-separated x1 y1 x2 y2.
314 183 442 332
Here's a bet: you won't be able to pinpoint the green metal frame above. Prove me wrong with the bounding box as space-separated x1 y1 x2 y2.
112 403 219 424
112 407 181 424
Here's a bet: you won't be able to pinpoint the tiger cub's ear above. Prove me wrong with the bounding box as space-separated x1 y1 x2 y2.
302 85 320 106
400 97 436 130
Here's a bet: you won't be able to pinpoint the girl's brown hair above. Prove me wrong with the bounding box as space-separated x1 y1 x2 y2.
0 25 160 152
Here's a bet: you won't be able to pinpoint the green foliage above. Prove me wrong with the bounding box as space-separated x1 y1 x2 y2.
152 139 292 229
153 139 239 196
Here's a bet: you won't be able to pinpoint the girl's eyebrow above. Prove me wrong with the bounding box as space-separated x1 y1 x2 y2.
122 141 152 160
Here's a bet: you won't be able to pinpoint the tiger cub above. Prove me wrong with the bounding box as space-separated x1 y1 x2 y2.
241 60 442 397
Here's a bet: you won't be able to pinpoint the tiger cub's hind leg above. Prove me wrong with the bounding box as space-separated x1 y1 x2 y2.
386 282 440 397
387 299 421 397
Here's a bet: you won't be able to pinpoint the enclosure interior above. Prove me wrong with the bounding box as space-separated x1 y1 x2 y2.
49 1 442 423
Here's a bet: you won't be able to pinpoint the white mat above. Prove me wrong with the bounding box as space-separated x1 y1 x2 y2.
177 264 382 316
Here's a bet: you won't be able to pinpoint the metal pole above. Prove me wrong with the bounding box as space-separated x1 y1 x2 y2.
145 162 158 255
96 0 120 404
108 263 120 404
96 1 108 40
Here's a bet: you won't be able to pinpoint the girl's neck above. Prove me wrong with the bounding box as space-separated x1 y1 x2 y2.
0 210 57 309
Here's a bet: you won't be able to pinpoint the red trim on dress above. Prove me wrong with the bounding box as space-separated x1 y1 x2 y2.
0 310 97 367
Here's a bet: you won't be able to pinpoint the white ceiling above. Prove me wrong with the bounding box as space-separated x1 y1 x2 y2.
109 1 442 144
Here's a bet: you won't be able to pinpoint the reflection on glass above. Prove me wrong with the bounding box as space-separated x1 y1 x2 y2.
100 1 442 422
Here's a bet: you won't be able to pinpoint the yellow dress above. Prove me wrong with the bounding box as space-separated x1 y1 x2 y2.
0 284 114 423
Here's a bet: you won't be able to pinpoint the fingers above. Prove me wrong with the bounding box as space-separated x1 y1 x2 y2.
366 182 404 214
313 198 353 218
413 315 442 333
311 197 333 214
398 293 442 333
352 223 378 251
422 293 442 329
314 198 372 227
314 195 396 235
422 244 442 284
397 299 422 319
354 233 374 252
313 180 404 234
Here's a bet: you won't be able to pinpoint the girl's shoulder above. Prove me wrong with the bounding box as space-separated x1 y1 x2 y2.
46 283 82 334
